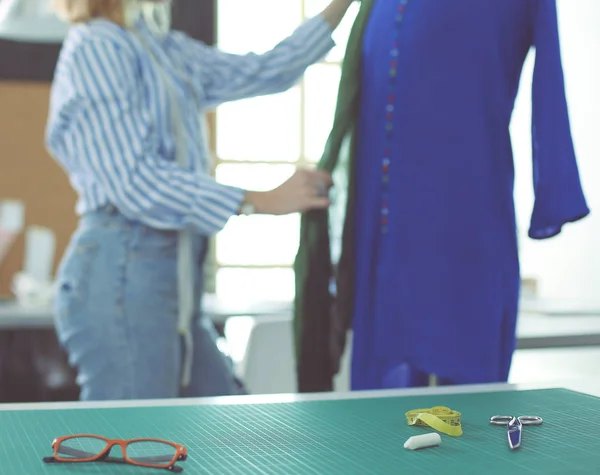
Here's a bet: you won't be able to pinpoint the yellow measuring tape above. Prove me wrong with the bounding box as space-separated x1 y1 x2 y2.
405 406 463 437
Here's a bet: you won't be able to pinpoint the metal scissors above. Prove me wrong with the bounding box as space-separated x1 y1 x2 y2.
489 415 543 449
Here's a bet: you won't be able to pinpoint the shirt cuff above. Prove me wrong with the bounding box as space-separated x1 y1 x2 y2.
296 14 336 63
191 184 246 235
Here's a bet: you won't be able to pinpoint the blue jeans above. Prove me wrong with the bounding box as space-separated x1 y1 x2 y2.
54 205 239 400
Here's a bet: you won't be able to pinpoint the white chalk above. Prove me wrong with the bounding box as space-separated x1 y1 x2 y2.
404 433 442 450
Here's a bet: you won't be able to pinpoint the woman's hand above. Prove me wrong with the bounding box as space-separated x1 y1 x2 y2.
321 0 357 30
245 169 333 215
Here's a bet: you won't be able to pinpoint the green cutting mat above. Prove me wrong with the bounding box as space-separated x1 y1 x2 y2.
0 388 599 475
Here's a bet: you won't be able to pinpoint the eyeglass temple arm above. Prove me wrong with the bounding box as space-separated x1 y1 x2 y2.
42 456 184 473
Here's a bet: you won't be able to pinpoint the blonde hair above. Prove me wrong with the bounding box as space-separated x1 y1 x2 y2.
52 0 172 35
52 0 124 24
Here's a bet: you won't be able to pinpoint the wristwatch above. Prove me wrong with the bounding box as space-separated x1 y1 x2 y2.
239 195 256 216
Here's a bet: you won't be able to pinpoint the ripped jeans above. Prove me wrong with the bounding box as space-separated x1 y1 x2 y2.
54 205 240 400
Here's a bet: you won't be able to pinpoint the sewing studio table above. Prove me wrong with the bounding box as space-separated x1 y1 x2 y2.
0 380 598 474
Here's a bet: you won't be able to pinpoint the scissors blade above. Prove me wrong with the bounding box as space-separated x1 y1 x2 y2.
507 417 522 449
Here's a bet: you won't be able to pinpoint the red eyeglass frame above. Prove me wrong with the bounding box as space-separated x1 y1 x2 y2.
43 434 188 472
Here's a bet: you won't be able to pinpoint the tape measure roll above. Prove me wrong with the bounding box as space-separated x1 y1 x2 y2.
405 406 463 437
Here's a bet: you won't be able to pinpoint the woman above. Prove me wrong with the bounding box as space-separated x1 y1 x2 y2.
294 0 589 392
47 0 355 400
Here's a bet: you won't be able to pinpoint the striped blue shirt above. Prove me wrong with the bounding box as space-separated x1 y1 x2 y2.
46 16 335 235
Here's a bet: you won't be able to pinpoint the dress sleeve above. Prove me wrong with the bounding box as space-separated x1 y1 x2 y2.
167 15 335 109
527 0 589 239
46 35 245 235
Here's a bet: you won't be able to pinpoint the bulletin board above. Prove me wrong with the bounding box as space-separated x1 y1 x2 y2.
0 82 75 297
0 0 216 298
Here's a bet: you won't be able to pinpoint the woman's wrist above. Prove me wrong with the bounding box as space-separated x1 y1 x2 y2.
240 190 269 215
321 0 355 30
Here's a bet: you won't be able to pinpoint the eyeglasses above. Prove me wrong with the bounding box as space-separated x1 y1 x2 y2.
42 434 188 472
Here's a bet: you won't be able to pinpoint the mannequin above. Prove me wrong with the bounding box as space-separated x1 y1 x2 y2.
294 0 589 392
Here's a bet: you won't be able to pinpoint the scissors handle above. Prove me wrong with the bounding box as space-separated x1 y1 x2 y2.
490 415 543 426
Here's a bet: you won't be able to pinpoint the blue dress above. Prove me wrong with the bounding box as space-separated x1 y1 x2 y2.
351 0 589 390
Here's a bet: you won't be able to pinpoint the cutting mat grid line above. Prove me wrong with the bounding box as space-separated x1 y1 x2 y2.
1 388 600 474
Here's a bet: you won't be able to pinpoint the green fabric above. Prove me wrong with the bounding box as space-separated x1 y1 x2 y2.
293 0 375 391
4 388 600 473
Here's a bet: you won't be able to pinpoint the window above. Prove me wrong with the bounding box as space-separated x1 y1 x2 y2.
211 2 599 305
0 0 69 43
211 1 358 300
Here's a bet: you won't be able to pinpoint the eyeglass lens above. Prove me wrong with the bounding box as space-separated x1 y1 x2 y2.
57 437 177 467
126 440 178 467
58 436 108 459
